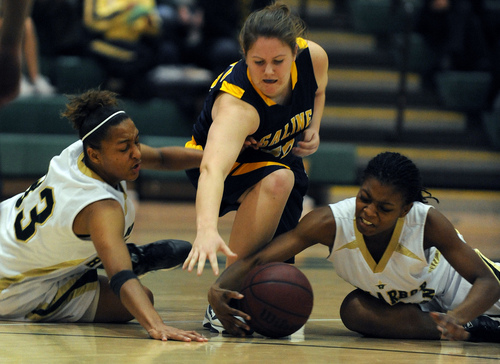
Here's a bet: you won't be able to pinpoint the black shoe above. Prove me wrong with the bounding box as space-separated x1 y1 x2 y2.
127 239 192 276
464 315 500 343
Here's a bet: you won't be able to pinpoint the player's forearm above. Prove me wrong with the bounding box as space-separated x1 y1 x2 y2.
158 147 203 170
195 168 225 232
214 259 253 291
309 92 325 134
448 277 500 324
119 279 164 331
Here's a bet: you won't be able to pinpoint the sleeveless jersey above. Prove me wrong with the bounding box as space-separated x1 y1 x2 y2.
0 140 135 320
328 198 461 306
190 37 318 168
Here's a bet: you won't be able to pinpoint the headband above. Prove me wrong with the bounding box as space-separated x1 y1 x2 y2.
81 110 126 142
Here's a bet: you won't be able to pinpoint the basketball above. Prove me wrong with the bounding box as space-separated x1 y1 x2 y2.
239 262 314 338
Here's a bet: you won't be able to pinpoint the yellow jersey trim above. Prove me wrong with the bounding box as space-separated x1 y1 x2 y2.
220 80 245 99
230 161 290 176
350 217 417 273
185 136 204 150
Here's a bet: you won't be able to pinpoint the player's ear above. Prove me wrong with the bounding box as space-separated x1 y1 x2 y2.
86 146 101 164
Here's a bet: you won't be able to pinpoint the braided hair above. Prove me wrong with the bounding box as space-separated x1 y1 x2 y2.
361 152 438 205
61 89 129 150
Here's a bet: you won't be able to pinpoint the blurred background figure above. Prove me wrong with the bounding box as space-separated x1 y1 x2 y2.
416 0 491 88
0 1 56 98
163 0 242 75
83 0 168 98
17 16 56 96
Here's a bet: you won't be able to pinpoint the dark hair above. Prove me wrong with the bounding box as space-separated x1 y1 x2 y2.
61 89 129 150
361 152 438 205
239 1 306 56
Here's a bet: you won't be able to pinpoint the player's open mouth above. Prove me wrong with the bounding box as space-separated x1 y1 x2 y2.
361 217 373 226
263 79 277 84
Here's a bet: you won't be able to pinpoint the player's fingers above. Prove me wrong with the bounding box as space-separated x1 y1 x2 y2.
220 319 248 337
232 308 251 322
182 249 195 270
219 243 237 258
206 253 219 276
187 250 201 273
221 290 244 301
184 330 208 342
196 253 208 276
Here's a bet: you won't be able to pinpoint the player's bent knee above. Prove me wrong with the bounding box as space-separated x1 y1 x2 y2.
340 291 360 331
340 289 370 332
262 169 294 196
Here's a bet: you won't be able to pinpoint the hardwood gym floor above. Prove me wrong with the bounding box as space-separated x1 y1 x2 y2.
2 187 500 363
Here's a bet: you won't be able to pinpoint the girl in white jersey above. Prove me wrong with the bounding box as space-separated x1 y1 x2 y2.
207 152 500 342
0 89 207 342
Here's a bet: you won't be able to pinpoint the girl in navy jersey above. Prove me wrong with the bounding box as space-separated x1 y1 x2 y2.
180 2 329 333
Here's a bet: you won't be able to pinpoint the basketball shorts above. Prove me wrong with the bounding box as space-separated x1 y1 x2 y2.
186 157 309 241
0 268 99 322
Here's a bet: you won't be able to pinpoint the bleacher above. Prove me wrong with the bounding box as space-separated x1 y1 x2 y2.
1 0 499 202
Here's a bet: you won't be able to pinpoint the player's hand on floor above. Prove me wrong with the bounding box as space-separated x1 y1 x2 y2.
147 325 208 342
430 312 470 341
208 285 251 337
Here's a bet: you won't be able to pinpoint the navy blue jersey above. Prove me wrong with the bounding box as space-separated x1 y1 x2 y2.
186 39 317 244
191 38 318 167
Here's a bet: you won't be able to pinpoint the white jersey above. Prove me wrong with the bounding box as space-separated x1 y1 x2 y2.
327 197 500 314
0 140 135 321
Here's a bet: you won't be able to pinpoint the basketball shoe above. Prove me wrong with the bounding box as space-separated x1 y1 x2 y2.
203 304 254 335
127 239 192 276
203 304 225 333
464 315 500 342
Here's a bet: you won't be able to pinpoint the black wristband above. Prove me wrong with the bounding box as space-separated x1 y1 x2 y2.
109 270 138 297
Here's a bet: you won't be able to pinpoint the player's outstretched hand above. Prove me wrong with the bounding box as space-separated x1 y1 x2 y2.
430 312 470 341
208 284 251 337
183 231 237 276
147 325 208 342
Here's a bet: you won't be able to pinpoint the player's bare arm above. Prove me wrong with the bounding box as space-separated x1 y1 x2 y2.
139 143 202 170
425 208 500 339
184 93 259 276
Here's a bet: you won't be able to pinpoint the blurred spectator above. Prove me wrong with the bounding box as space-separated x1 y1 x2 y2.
481 0 500 110
0 1 56 97
158 0 242 75
417 0 490 71
417 0 500 110
0 0 32 107
18 17 56 96
31 0 88 58
416 0 491 89
83 0 176 98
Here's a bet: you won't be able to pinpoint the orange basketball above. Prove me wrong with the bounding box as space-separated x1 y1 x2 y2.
239 262 314 338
